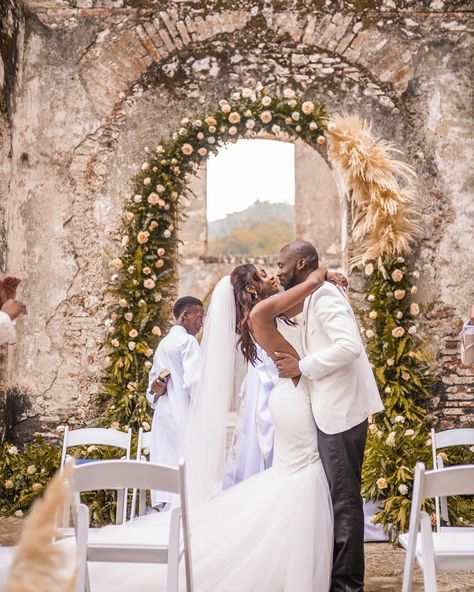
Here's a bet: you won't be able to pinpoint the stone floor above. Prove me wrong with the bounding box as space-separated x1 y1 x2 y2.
1 517 473 590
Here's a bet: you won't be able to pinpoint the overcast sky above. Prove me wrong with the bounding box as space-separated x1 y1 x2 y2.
206 139 295 222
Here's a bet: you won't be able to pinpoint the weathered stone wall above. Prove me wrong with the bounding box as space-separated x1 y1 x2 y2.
0 0 472 441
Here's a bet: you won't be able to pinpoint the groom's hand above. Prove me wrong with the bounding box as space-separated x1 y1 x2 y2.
275 352 301 379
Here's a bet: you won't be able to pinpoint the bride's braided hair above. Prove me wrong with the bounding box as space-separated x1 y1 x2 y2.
230 264 264 366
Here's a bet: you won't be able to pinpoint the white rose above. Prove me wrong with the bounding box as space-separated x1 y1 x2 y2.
301 101 314 114
133 194 142 203
395 415 406 423
271 124 281 134
143 177 151 186
369 310 378 319
14 510 24 517
124 312 133 322
387 358 394 366
163 230 171 238
412 271 420 279
291 111 300 121
365 329 374 339
8 446 18 455
241 87 252 98
404 429 415 437
368 294 375 302
121 235 129 247
128 329 138 338
283 88 296 98
410 302 420 316
309 121 318 130
398 484 408 495
221 104 231 114
261 96 271 106
408 326 417 335
411 286 418 295
228 126 238 136
128 341 136 351
245 119 256 130
145 361 152 370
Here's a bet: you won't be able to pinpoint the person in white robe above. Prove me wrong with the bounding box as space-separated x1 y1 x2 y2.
146 296 204 507
223 344 278 488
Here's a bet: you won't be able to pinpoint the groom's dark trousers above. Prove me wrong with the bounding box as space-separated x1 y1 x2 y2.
317 419 368 592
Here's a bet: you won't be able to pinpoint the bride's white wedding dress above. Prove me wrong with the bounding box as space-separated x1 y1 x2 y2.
88 318 333 592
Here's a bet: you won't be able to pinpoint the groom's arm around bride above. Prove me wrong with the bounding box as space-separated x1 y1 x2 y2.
276 241 383 592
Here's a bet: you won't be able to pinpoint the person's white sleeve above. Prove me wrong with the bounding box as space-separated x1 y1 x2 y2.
0 311 16 345
299 293 362 380
146 349 163 410
182 336 202 392
460 320 474 366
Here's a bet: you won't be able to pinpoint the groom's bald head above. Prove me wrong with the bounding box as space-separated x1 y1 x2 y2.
277 241 319 290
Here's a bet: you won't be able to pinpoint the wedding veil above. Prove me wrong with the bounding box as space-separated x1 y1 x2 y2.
184 275 237 507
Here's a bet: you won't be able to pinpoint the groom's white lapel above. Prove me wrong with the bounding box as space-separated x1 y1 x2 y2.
302 293 313 353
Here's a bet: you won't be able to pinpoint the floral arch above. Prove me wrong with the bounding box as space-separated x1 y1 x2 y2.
99 87 436 534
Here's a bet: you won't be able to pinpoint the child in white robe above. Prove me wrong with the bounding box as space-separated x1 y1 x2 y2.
146 296 204 507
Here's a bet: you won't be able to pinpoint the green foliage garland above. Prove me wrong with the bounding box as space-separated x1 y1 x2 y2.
101 88 327 431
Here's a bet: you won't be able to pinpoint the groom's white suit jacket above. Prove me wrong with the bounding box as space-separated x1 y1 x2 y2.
299 281 384 435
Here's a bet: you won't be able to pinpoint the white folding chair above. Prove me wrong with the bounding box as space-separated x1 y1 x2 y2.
72 459 193 592
60 426 132 524
431 427 474 531
130 428 153 520
400 462 474 592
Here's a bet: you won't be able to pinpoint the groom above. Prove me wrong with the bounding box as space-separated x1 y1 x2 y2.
275 241 383 592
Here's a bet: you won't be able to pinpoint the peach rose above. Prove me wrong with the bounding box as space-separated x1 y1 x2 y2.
228 112 241 124
157 248 165 256
410 302 420 316
205 117 217 126
260 111 272 124
394 289 406 300
376 478 388 489
392 326 405 338
147 192 159 205
152 326 162 336
391 269 404 282
181 143 193 156
137 231 150 244
302 101 314 114
144 279 155 289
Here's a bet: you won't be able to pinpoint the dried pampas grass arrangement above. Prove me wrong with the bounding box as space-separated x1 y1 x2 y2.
326 113 422 267
4 463 76 592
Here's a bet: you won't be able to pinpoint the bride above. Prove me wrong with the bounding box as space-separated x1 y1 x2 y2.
92 264 335 591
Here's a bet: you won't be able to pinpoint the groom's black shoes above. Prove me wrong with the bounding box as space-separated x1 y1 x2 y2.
317 419 368 592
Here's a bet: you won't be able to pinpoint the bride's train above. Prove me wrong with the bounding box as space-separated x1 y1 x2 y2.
86 322 333 591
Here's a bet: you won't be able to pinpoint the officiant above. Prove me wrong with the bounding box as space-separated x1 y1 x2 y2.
146 296 204 508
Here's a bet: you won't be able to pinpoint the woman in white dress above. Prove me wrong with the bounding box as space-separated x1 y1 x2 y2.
91 264 334 591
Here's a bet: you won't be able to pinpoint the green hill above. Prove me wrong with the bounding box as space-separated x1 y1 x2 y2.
208 200 294 256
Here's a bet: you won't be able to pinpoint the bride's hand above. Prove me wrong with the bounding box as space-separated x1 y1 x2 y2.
306 267 327 288
327 271 348 290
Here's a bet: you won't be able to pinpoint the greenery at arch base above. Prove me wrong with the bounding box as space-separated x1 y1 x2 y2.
1 87 472 535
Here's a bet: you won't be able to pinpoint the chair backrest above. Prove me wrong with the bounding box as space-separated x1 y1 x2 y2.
408 462 474 537
60 427 132 468
431 427 474 468
136 428 152 460
73 460 181 496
